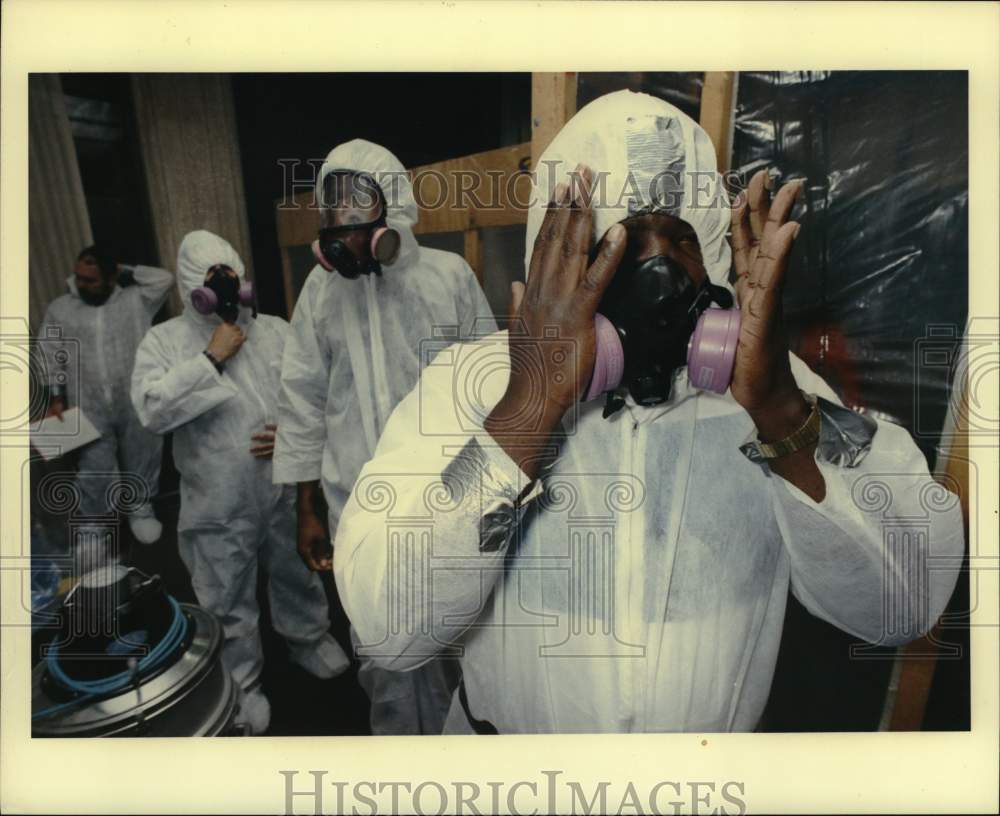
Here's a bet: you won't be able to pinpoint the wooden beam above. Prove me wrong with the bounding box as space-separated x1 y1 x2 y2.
409 142 531 235
464 229 482 284
888 629 944 730
699 72 738 174
531 72 578 169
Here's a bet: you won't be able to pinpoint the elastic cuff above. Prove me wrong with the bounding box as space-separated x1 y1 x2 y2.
202 350 225 375
271 459 322 485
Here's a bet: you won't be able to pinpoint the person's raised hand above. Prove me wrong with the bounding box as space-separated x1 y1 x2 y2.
502 165 626 420
729 170 808 438
485 164 626 480
206 322 245 363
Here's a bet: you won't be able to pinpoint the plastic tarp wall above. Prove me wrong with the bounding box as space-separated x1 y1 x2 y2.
734 70 969 731
732 71 968 468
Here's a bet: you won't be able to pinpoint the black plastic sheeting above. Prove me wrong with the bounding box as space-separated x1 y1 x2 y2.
731 71 969 469
730 71 969 733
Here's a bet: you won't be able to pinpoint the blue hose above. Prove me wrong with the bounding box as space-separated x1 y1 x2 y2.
32 595 188 722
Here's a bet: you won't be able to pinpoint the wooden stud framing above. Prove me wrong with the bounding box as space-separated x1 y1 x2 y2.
699 71 738 174
464 229 483 285
887 369 971 731
530 72 578 170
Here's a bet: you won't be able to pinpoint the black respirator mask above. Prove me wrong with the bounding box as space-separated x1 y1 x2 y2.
190 265 256 323
590 254 735 415
311 170 401 279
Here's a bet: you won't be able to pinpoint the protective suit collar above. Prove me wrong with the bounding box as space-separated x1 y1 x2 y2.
176 230 252 329
315 139 420 273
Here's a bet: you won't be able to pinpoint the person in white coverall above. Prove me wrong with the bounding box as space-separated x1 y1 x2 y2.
39 245 170 550
332 91 965 734
131 230 349 735
272 139 497 735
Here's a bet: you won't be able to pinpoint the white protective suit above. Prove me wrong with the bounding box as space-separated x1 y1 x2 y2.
272 140 497 735
131 231 347 717
332 91 965 734
38 265 171 523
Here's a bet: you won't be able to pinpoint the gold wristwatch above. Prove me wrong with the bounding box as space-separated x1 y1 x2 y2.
745 392 820 460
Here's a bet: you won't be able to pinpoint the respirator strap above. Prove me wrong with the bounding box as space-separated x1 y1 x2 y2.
320 213 387 235
688 281 734 317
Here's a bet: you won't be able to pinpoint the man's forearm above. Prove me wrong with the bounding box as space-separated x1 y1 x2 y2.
297 480 325 519
483 385 566 481
749 393 826 502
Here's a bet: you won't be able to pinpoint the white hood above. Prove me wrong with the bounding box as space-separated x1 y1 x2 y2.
176 230 248 323
524 90 733 291
315 139 419 269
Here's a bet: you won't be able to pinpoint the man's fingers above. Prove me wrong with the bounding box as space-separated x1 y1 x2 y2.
730 201 753 280
762 179 803 245
527 181 571 289
508 281 525 330
560 165 596 288
312 540 333 571
747 169 770 241
579 223 626 307
742 220 799 331
265 423 277 430
734 273 749 309
537 179 580 295
756 221 800 296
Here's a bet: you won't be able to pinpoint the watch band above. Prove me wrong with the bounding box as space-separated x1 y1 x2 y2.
747 392 820 460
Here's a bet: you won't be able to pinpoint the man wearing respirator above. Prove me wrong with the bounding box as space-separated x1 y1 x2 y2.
332 91 964 734
272 140 496 735
131 230 349 735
